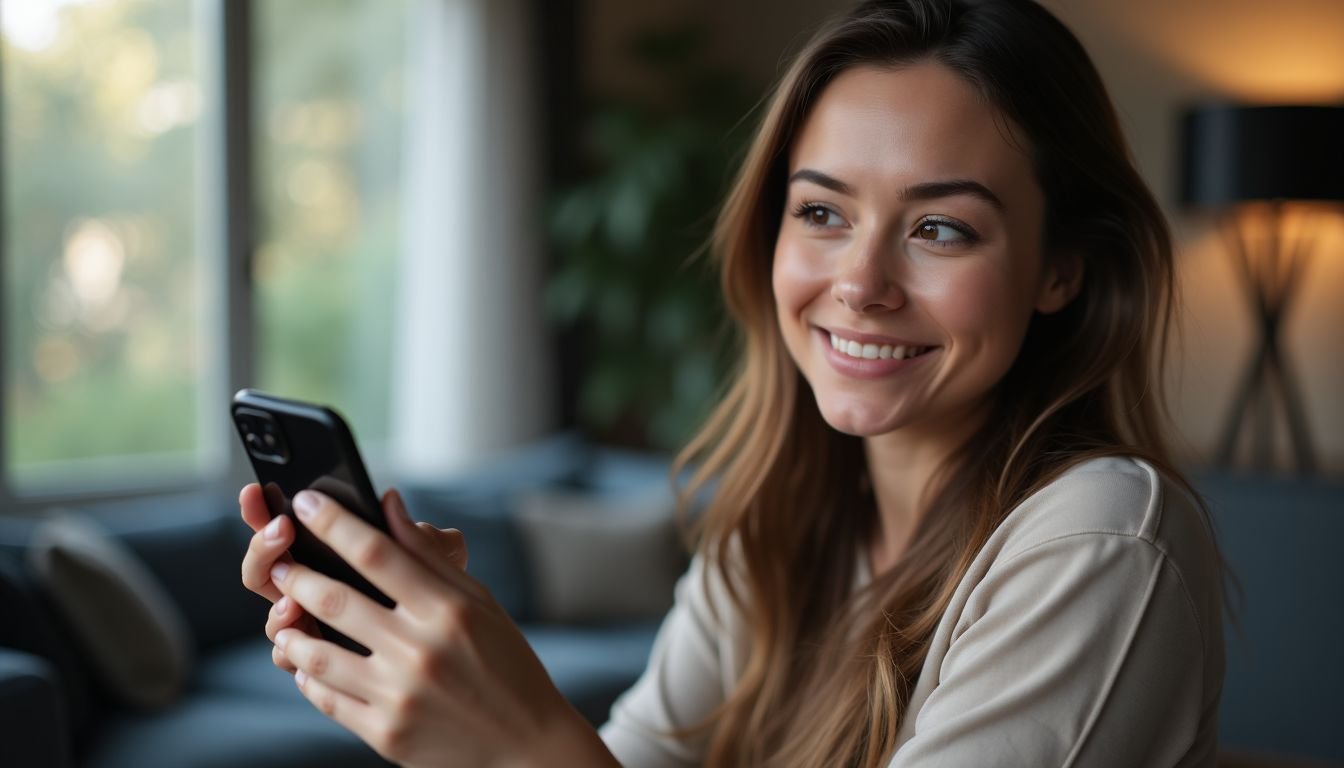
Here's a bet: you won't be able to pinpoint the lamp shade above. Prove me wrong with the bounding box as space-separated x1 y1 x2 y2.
1179 105 1344 208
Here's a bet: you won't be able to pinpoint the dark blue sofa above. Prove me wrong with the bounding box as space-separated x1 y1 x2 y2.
2 435 1340 767
0 434 673 768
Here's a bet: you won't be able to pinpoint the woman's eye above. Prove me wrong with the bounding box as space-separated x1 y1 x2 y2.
913 219 974 245
792 203 845 229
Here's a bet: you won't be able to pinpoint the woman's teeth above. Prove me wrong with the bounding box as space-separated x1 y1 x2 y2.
829 332 928 361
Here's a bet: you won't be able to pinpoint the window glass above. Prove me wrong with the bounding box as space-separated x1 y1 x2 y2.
254 0 406 449
2 0 210 487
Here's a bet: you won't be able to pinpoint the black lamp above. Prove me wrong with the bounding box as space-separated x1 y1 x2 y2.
1179 104 1344 473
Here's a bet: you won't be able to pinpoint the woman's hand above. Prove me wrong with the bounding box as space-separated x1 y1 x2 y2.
240 486 616 768
238 485 466 674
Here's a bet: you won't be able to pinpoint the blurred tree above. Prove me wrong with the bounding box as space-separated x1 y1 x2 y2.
547 24 752 450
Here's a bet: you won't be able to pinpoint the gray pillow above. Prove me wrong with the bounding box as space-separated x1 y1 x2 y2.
514 491 685 624
27 513 193 710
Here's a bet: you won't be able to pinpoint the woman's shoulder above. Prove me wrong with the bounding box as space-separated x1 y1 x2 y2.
983 456 1224 632
993 455 1210 558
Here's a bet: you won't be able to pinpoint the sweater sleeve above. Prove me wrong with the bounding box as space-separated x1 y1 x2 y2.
888 532 1210 768
599 553 731 767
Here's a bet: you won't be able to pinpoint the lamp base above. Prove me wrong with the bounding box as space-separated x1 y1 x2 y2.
1213 205 1318 475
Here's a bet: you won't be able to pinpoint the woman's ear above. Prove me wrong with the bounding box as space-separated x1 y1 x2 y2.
1034 251 1084 315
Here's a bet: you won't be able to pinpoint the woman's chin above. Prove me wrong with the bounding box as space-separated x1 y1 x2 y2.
815 398 911 437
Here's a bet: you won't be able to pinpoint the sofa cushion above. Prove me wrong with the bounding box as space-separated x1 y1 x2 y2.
28 513 193 710
521 621 661 726
191 637 304 702
514 490 684 623
86 694 390 768
82 492 270 654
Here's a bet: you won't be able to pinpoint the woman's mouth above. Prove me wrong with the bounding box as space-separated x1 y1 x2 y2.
828 332 933 361
815 328 940 379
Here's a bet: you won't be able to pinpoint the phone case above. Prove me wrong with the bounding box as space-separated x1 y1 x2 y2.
231 389 393 656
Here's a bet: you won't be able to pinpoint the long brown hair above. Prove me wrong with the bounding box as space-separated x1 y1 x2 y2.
670 1 1225 765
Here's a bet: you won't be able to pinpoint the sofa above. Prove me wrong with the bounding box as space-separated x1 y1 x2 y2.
0 434 678 768
2 433 1341 767
1192 469 1344 766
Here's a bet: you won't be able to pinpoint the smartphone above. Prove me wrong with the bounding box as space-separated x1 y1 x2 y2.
231 389 393 656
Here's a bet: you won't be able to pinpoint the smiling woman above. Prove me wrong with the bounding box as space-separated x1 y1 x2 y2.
239 1 1227 766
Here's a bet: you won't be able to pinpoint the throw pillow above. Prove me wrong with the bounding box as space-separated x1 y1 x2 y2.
27 513 193 710
513 491 686 624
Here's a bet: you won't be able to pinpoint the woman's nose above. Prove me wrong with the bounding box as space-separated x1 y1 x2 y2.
831 239 906 313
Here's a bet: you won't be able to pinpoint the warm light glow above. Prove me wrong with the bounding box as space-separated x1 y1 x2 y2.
1076 0 1344 102
135 79 200 135
269 100 364 148
0 0 102 53
63 218 126 305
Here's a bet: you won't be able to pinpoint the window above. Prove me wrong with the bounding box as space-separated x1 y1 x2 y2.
1 0 548 502
253 0 406 450
0 0 409 496
2 0 216 491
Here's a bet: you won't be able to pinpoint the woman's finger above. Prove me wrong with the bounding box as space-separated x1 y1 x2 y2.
383 489 470 574
287 490 472 618
418 522 469 572
291 662 380 740
267 598 320 673
279 629 381 704
241 514 296 602
270 558 401 655
239 483 271 533
271 643 297 674
266 595 317 642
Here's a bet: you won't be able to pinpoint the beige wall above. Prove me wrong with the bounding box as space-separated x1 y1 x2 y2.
584 0 1344 474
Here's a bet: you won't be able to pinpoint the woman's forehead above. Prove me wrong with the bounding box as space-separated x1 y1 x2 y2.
786 63 1037 203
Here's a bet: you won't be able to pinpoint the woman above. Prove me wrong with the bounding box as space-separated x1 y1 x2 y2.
240 0 1227 765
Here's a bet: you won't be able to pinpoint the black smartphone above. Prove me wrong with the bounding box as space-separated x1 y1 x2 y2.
231 389 393 656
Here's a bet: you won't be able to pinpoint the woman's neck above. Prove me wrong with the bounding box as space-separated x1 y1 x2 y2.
862 399 991 576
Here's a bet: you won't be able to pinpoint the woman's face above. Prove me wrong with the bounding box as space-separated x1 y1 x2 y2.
773 62 1076 439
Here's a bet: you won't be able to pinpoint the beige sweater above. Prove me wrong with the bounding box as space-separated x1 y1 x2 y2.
599 457 1225 767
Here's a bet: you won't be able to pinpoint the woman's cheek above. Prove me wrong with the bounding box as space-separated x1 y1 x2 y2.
771 236 830 315
918 259 1031 370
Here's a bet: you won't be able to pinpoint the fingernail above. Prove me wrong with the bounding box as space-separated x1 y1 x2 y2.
293 491 318 521
270 562 290 584
275 628 291 650
394 490 411 521
275 596 290 615
295 670 308 688
264 516 283 540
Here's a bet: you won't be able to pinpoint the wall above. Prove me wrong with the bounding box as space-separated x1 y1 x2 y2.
583 0 1344 474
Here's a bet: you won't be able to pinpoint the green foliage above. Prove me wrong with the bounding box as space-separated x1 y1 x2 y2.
547 26 752 450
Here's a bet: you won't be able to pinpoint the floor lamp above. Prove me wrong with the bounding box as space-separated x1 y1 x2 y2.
1179 105 1344 474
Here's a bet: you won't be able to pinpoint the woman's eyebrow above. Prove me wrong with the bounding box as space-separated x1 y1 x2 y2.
902 180 1004 211
789 168 853 195
788 168 1004 211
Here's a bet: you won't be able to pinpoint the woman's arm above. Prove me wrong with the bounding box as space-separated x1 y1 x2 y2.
888 532 1216 767
599 552 737 767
